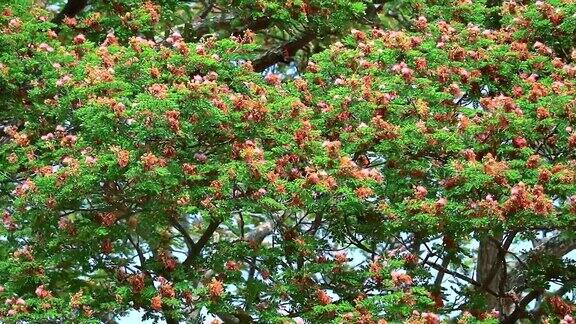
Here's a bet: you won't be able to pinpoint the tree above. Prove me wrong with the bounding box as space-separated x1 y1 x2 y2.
0 0 575 323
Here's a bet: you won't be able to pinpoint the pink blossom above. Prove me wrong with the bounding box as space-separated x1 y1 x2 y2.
561 315 575 324
38 43 54 52
85 156 97 166
334 77 346 85
490 309 500 318
513 137 527 148
194 153 207 163
73 34 86 44
9 18 22 29
421 312 441 324
35 285 51 298
415 185 428 199
40 133 54 141
56 75 72 87
264 73 281 86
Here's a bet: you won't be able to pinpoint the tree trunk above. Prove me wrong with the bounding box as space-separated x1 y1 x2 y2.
476 236 503 311
165 316 179 324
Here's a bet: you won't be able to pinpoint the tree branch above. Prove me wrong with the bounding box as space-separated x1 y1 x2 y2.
51 0 89 25
127 235 149 276
502 290 542 324
183 14 235 41
424 259 502 298
198 0 215 19
510 233 576 290
183 219 222 266
171 218 195 260
245 220 274 245
482 232 516 290
251 32 316 72
232 17 272 37
434 256 451 289
183 15 271 42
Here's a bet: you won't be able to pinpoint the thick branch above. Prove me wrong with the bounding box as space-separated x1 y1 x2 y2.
424 259 502 298
183 15 271 42
502 290 542 324
529 233 576 258
127 235 149 276
434 256 451 289
183 219 222 266
306 213 323 236
183 14 235 41
171 218 195 259
51 0 89 25
510 233 576 290
482 232 516 291
164 317 179 324
251 32 316 72
232 17 272 37
245 221 273 245
198 0 215 19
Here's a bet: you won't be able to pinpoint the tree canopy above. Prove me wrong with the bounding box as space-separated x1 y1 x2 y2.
0 0 575 323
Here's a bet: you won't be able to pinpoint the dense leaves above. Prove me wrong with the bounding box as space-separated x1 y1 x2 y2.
0 0 575 323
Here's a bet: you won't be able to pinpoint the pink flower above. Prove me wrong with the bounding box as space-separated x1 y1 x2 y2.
151 295 162 311
62 17 77 27
334 251 348 264
334 77 346 85
391 270 413 286
38 43 54 52
148 84 168 99
490 309 500 318
435 197 448 212
415 16 428 30
56 75 72 87
194 153 208 163
264 73 281 86
294 318 305 324
47 30 58 39
3 211 16 231
168 31 182 43
316 289 332 305
35 285 51 298
513 137 528 148
9 18 22 30
60 134 77 147
355 186 374 199
226 260 240 271
421 312 441 324
415 186 428 199
85 156 97 166
209 278 224 300
73 34 86 45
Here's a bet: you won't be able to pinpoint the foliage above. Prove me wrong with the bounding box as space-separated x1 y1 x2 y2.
0 0 575 323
